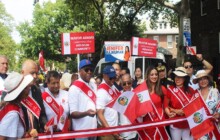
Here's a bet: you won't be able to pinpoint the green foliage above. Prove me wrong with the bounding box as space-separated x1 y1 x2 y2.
17 0 181 70
0 1 17 71
17 0 74 64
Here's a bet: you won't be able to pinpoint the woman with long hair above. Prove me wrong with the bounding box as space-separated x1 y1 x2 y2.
124 46 130 61
138 66 170 140
0 72 33 139
133 67 144 88
164 67 195 140
193 70 220 140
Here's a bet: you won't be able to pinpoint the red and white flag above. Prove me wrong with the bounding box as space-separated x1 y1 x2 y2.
107 82 153 123
39 50 46 71
107 91 137 123
133 82 153 116
57 105 69 132
183 96 214 139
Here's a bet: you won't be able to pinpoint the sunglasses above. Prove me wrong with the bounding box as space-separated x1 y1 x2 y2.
83 67 93 73
109 77 116 80
184 65 193 69
122 81 132 86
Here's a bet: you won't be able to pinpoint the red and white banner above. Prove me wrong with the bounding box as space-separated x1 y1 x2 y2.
131 37 157 57
39 50 46 71
61 32 95 55
21 96 41 119
38 117 186 139
107 91 137 123
133 82 153 116
183 97 214 139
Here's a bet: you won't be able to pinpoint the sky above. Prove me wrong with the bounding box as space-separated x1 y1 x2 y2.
1 0 55 43
1 0 180 43
1 0 34 43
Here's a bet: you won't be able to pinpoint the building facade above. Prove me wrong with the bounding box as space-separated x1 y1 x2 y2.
143 18 179 58
190 0 220 81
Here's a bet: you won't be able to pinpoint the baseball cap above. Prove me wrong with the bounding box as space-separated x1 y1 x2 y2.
79 59 92 69
103 65 116 78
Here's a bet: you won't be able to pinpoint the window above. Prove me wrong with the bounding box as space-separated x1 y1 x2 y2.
167 35 173 48
159 23 162 29
218 0 220 10
153 36 159 44
164 23 167 29
201 0 208 16
175 35 179 47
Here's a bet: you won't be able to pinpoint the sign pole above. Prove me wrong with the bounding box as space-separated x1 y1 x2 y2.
142 56 145 81
77 54 80 71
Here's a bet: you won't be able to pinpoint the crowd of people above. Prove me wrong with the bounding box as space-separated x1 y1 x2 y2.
0 54 220 140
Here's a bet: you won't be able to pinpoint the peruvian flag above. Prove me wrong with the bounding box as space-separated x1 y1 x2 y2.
39 50 46 71
107 91 137 123
107 82 153 123
57 105 69 132
133 82 153 116
183 96 214 139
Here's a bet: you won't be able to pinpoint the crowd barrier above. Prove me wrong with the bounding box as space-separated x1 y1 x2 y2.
38 117 186 140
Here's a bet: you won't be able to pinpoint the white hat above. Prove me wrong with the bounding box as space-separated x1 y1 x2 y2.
193 70 211 84
4 72 33 101
60 73 72 89
172 67 188 77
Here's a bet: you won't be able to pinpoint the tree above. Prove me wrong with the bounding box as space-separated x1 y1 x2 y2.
0 1 18 71
65 0 152 63
152 0 190 66
18 0 147 69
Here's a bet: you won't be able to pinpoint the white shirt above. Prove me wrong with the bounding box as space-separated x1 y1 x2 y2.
68 78 97 130
119 91 137 139
96 81 119 127
0 111 25 138
43 88 69 130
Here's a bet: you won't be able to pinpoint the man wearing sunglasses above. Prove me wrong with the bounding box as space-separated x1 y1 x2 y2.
119 73 138 140
183 54 213 90
96 65 122 140
68 59 97 140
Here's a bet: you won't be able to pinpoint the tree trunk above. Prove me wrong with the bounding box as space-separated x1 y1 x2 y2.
176 0 191 67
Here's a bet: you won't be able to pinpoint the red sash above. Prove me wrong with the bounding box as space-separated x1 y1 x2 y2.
196 92 220 139
42 91 68 132
73 80 96 105
0 103 26 136
168 86 191 108
168 86 193 128
98 83 121 102
42 92 60 116
21 95 41 119
138 100 170 140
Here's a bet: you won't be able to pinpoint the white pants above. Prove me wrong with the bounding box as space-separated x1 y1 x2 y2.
170 125 193 140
